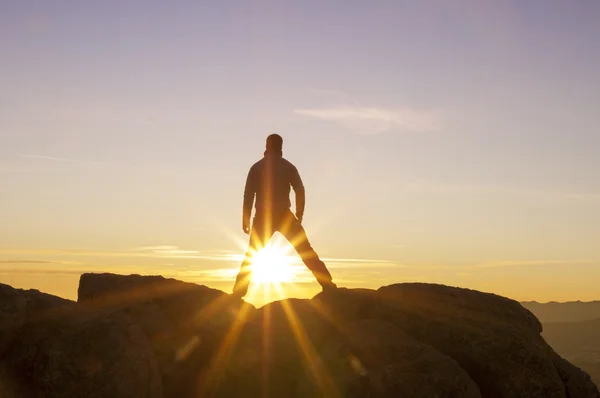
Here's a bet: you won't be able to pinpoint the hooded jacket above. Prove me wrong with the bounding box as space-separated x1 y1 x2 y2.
243 153 305 224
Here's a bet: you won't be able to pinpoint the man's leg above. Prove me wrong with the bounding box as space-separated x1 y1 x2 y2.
278 211 336 290
232 218 273 298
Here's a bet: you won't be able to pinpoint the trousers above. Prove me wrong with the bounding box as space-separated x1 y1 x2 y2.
233 209 334 297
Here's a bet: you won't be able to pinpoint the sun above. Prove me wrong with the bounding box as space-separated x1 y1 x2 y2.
250 242 296 284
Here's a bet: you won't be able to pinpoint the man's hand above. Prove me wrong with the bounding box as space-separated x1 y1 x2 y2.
296 215 303 224
242 219 251 235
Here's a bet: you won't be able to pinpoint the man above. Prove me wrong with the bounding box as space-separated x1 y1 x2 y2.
232 134 337 299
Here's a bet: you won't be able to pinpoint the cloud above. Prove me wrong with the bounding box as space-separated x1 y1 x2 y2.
179 268 240 281
126 245 180 251
0 248 401 288
295 105 441 133
0 268 85 275
16 153 125 168
0 260 82 265
0 247 398 270
476 260 594 268
318 257 401 269
0 247 232 262
125 246 200 255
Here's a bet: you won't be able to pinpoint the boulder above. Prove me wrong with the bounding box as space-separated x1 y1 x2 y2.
298 319 481 397
312 284 599 397
553 355 600 398
78 273 256 398
375 283 595 397
0 282 74 330
0 284 161 398
230 298 337 398
3 275 598 398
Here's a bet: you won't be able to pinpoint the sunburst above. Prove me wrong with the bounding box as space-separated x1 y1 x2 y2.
249 240 297 284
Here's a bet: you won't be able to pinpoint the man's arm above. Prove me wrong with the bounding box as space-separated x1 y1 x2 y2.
242 167 256 233
290 165 305 223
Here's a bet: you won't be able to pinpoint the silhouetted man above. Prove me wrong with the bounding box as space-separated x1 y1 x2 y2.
232 134 337 298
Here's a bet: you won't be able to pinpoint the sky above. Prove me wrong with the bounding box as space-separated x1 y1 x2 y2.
1 0 599 306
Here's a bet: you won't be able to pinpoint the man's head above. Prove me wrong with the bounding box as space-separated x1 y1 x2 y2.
265 133 283 156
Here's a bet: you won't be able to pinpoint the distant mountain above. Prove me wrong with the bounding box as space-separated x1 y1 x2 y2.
541 317 600 388
523 301 600 388
521 300 600 323
543 317 600 352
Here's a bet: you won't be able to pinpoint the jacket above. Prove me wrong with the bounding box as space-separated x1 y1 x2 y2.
243 154 305 223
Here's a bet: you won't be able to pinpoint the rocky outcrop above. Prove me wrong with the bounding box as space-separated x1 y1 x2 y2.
2 275 598 398
0 283 161 398
297 319 481 397
77 273 256 397
373 284 567 397
0 282 74 330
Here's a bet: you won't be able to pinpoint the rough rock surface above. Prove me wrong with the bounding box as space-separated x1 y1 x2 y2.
0 282 74 330
78 273 257 397
0 283 162 398
297 319 481 397
372 284 571 397
2 275 599 398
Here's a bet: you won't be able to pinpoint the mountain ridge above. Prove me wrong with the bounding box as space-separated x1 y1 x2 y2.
521 300 600 323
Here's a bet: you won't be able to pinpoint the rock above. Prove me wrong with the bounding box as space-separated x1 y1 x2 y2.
78 273 255 333
0 284 162 398
553 355 600 398
2 275 598 398
229 298 337 398
254 298 336 365
309 284 599 397
78 273 257 398
373 283 596 397
298 319 481 398
0 283 74 330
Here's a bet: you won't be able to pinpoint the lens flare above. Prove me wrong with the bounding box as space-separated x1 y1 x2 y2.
250 242 296 283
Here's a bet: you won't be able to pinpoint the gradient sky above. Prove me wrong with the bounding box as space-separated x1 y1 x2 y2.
1 1 599 306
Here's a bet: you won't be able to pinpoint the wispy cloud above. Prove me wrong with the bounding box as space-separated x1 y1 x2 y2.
476 260 595 268
0 268 86 275
318 257 401 269
122 246 242 261
0 247 402 288
125 246 200 255
0 247 398 269
0 247 227 261
0 259 82 265
16 153 125 168
295 105 441 133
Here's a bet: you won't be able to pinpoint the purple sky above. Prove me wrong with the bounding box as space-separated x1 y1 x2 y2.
1 1 599 304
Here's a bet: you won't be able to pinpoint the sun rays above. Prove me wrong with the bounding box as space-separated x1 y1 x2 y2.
248 242 297 284
241 236 309 306
179 219 345 396
271 282 341 397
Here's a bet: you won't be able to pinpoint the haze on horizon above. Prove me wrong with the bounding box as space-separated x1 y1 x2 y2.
1 1 599 307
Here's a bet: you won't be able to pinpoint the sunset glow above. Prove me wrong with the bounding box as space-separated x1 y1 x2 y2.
249 243 297 284
1 1 600 305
